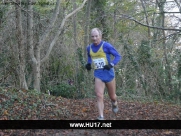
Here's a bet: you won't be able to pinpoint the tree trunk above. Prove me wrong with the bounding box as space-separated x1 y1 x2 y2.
161 0 172 92
73 0 78 47
28 0 87 92
140 0 151 38
84 0 91 58
15 0 28 90
41 0 87 63
27 0 41 92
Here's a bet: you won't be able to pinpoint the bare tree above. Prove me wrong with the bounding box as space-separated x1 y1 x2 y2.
140 0 151 38
29 0 87 92
27 0 37 90
15 0 28 90
84 0 92 57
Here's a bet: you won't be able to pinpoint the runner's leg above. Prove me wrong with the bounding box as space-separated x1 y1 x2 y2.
106 78 117 102
95 78 105 118
106 78 118 113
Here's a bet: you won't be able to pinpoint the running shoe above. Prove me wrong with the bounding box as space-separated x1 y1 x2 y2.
112 101 118 113
97 116 104 120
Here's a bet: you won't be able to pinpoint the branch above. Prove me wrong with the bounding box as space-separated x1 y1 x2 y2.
117 14 181 32
1 0 56 5
140 0 150 37
41 0 87 63
39 0 61 48
174 0 181 12
159 12 181 14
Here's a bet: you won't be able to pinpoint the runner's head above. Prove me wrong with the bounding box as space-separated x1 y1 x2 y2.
91 28 102 45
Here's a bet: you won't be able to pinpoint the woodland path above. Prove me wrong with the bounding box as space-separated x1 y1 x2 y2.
1 90 181 136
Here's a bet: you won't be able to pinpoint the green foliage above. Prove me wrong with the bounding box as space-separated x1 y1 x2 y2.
77 47 85 67
0 87 70 120
1 0 181 104
34 0 56 14
177 53 181 78
90 0 110 40
0 6 4 19
137 40 151 65
0 4 8 27
49 84 77 98
76 47 86 86
37 0 56 6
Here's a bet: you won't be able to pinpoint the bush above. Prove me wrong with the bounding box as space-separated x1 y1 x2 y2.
49 84 77 98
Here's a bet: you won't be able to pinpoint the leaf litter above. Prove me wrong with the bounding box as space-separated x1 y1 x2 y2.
0 88 181 135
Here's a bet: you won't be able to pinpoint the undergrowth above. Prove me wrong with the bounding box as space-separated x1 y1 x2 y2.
0 87 70 120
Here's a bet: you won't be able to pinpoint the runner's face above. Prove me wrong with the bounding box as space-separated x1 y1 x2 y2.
91 30 102 45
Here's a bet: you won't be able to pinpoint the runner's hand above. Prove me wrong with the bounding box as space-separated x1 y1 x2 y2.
85 63 91 71
103 64 113 70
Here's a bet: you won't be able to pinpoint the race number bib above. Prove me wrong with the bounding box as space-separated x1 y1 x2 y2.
93 58 106 69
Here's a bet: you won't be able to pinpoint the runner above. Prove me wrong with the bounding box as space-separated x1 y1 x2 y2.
85 28 121 120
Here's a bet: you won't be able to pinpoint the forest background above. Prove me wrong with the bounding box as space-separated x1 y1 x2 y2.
0 0 181 103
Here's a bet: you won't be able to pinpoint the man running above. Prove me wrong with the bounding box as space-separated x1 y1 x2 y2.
85 28 121 120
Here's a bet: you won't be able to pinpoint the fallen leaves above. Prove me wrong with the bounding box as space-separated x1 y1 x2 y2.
0 89 70 120
3 110 9 116
2 88 181 121
82 107 88 112
1 88 181 135
162 130 173 135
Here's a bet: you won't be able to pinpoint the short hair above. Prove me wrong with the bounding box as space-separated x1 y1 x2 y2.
91 28 102 36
